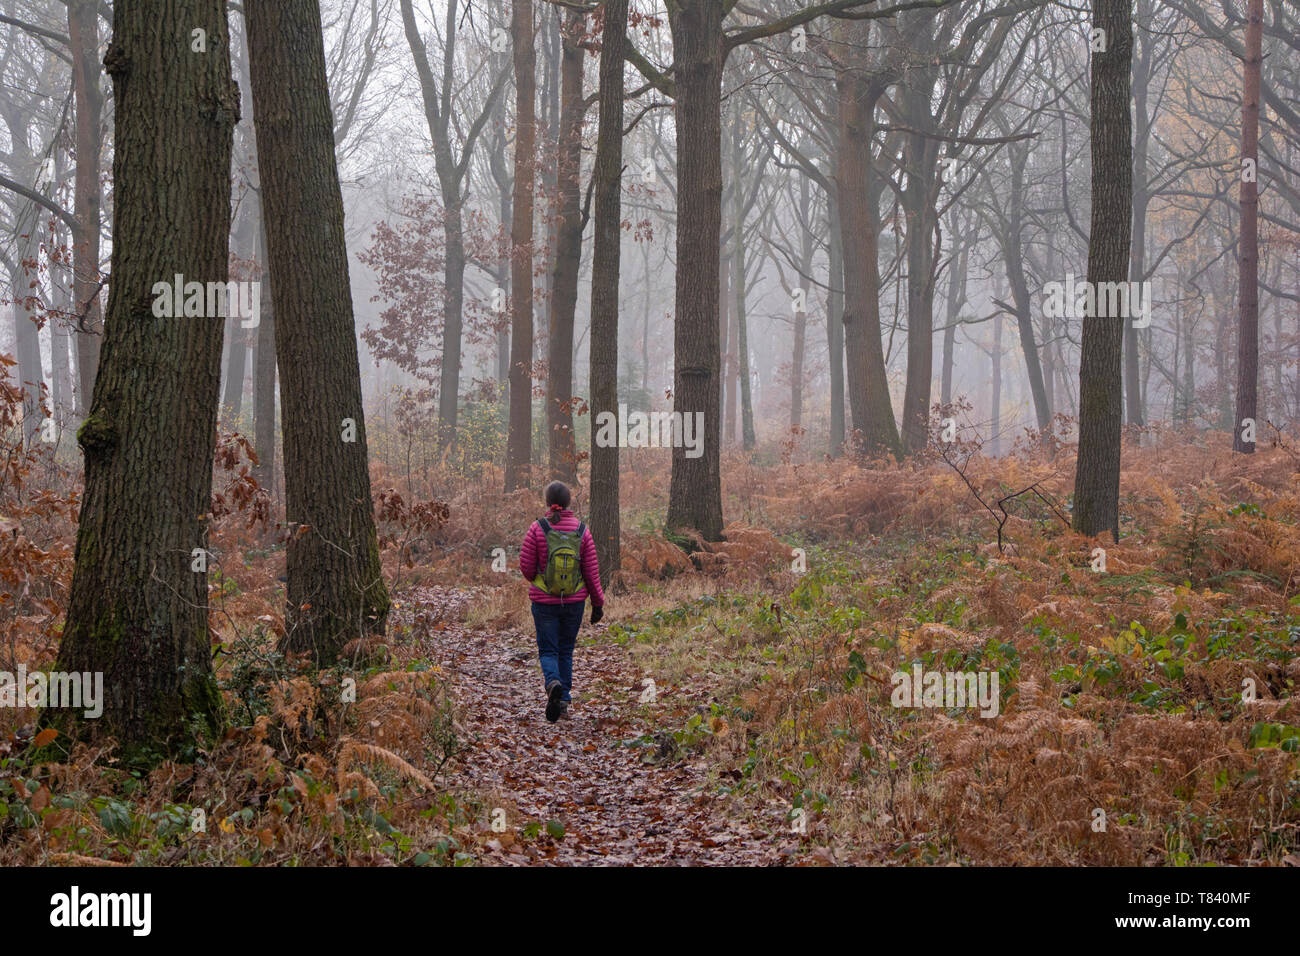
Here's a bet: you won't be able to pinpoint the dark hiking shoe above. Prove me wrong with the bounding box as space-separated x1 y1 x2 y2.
557 702 571 720
545 680 565 722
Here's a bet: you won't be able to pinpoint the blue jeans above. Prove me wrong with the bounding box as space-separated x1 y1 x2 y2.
531 601 585 703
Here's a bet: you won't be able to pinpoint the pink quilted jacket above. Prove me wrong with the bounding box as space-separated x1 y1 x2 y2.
518 509 606 606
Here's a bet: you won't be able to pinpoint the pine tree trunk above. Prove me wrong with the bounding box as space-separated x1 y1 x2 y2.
247 0 390 663
664 0 725 540
1072 0 1133 540
546 10 584 484
506 0 537 492
1233 0 1262 454
588 0 627 587
49 0 237 761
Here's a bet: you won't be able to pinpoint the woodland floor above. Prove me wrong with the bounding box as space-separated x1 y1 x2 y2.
411 586 787 865
4 440 1297 867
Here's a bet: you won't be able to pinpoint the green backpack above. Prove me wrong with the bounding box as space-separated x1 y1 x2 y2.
532 518 585 597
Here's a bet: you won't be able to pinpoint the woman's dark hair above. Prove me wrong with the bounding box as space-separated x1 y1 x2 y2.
544 481 571 512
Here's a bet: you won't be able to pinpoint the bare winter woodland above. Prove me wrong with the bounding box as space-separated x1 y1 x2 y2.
0 0 1297 869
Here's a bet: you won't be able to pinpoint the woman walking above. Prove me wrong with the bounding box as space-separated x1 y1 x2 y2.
519 481 605 722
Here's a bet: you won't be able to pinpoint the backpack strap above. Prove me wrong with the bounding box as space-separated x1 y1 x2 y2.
531 518 551 592
576 522 585 540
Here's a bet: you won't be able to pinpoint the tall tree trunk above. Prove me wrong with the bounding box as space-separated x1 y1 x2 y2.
722 249 736 442
439 200 467 449
546 10 584 484
1072 0 1133 540
252 217 277 492
398 0 477 451
48 0 236 760
50 150 75 433
1006 249 1052 433
1180 281 1195 425
991 311 1003 457
1001 148 1052 431
790 176 813 431
1046 242 1074 417
239 19 274 494
730 101 756 451
1041 309 1055 417
899 84 940 455
1214 275 1233 430
8 161 44 449
506 0 537 491
641 239 652 394
247 0 390 663
827 189 846 455
539 9 561 319
940 239 965 407
835 45 899 458
1233 0 1262 454
1125 0 1151 429
10 264 43 450
588 0 626 587
67 0 103 419
494 155 512 387
221 204 256 420
664 0 725 539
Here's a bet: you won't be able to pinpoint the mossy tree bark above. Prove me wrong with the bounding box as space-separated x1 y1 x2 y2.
49 0 238 762
247 0 389 663
1072 0 1133 540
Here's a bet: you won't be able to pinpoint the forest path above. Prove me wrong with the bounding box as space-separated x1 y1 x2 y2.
408 586 783 865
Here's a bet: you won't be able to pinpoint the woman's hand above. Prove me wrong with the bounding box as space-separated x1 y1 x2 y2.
590 605 604 625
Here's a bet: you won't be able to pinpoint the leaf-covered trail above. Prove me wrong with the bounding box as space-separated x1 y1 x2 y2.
409 586 782 865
